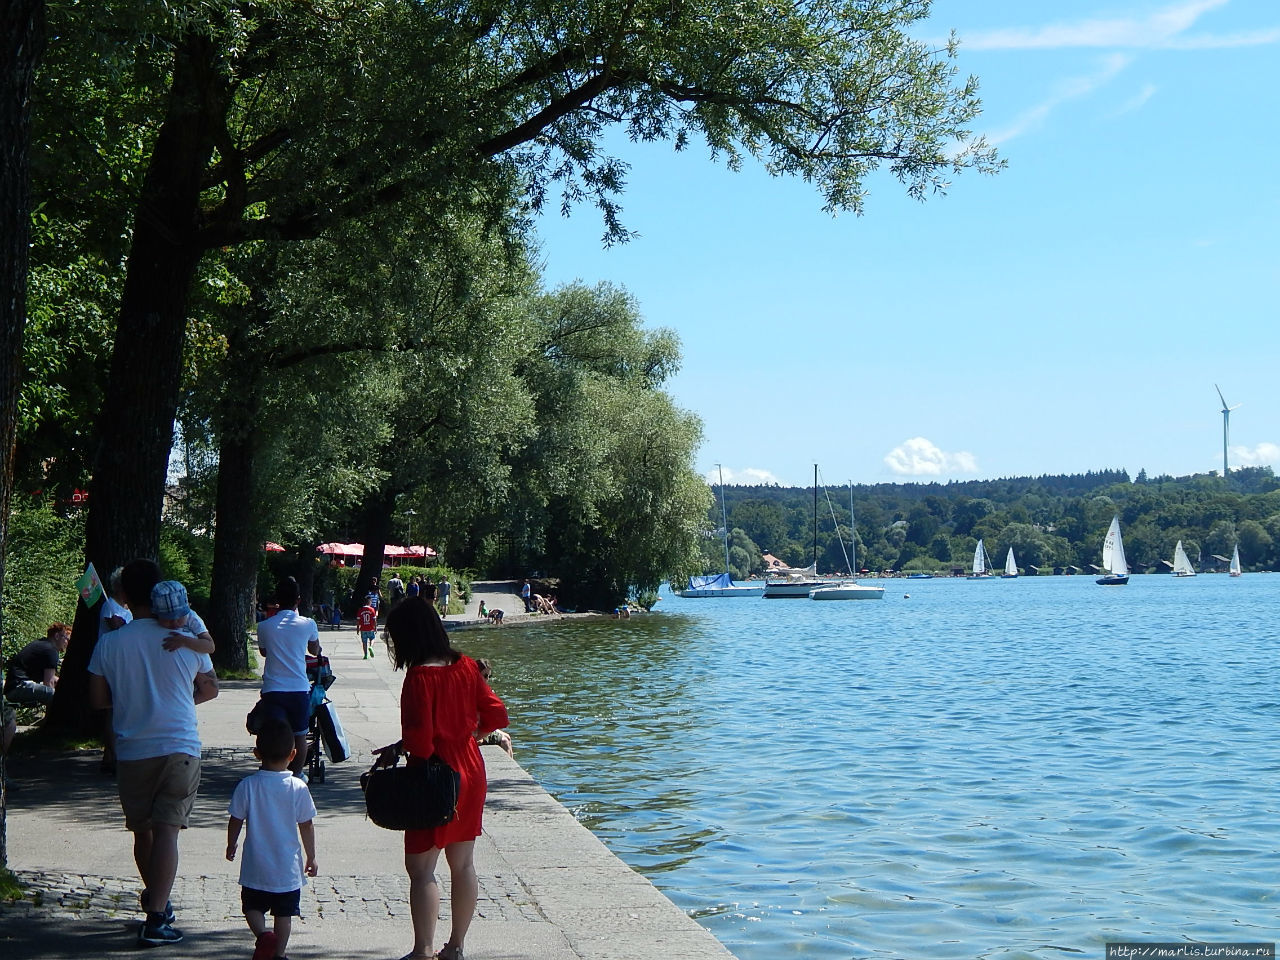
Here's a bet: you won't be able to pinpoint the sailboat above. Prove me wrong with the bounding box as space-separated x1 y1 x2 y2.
1171 540 1196 578
1230 544 1242 577
678 465 766 598
811 484 884 600
1001 546 1018 579
967 539 993 579
763 465 834 598
1096 515 1130 585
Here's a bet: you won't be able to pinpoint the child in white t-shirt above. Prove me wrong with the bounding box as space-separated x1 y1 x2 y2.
226 718 318 960
150 580 215 654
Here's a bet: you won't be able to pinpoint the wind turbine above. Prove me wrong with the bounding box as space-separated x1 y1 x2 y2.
1215 384 1241 478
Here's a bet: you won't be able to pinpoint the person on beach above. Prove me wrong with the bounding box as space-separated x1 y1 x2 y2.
256 577 322 777
226 717 318 960
88 558 219 947
520 579 533 613
356 600 378 659
375 597 508 960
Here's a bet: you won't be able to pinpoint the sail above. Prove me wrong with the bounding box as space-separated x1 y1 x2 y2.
973 540 987 575
1230 544 1242 576
1102 516 1128 576
1172 540 1195 577
1005 547 1017 577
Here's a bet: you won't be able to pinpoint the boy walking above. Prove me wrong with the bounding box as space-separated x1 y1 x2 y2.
226 718 318 960
355 600 377 659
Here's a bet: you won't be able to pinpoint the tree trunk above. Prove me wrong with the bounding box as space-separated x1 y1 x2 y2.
0 0 46 867
208 371 262 674
292 540 319 617
48 33 220 732
353 492 395 611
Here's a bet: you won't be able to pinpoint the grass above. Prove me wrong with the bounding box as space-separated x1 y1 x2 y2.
0 867 25 901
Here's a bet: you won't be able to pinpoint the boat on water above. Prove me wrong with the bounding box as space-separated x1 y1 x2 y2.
764 465 844 598
967 539 994 579
1230 544 1242 577
679 465 766 598
1171 540 1197 578
906 572 934 580
810 483 884 601
1001 546 1018 579
1097 515 1130 585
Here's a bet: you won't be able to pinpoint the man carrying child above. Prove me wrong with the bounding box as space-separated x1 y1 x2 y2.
88 560 219 946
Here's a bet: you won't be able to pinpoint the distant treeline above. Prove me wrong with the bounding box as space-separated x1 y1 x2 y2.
697 467 1280 578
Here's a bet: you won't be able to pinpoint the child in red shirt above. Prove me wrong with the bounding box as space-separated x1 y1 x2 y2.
355 603 377 660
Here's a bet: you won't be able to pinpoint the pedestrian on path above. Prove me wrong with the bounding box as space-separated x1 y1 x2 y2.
226 717 318 960
88 558 220 947
437 577 450 617
376 597 508 960
255 577 322 777
356 601 378 659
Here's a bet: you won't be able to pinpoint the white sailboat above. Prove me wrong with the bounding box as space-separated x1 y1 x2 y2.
1171 540 1196 578
967 539 993 579
1097 515 1129 585
811 484 884 600
1230 544 1242 577
1001 546 1018 579
764 465 840 598
678 465 766 598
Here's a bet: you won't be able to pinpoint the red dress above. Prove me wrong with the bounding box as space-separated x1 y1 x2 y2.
401 656 508 853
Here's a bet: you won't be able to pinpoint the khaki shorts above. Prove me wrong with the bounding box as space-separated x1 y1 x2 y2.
117 753 201 831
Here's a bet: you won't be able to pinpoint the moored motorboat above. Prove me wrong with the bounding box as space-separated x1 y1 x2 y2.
811 582 885 600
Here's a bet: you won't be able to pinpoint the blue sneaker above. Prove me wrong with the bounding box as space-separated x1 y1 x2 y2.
138 914 183 946
139 891 175 925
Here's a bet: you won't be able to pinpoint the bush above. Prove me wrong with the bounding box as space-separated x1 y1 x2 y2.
2 499 82 663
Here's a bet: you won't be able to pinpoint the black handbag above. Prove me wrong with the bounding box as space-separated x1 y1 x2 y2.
360 751 460 830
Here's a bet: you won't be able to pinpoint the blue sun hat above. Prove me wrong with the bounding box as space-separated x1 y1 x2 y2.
151 580 190 620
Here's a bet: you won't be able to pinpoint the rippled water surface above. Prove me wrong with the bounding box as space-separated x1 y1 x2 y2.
463 576 1280 959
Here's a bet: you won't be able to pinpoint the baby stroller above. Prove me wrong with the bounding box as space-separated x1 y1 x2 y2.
304 653 349 783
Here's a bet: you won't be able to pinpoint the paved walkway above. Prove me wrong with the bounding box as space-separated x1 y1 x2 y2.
1 629 735 960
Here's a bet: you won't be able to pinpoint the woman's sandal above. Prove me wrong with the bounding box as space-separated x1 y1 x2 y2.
437 946 464 960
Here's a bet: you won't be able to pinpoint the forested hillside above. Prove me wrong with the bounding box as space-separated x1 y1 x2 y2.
696 467 1280 577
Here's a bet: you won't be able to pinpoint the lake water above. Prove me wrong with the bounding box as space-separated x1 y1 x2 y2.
463 575 1280 960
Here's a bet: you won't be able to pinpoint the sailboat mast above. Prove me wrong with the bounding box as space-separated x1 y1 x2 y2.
813 464 819 569
718 464 731 577
849 482 856 574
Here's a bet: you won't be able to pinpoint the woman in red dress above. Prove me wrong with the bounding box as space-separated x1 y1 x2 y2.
380 597 508 960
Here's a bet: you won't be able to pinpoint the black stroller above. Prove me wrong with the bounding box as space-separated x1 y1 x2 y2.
304 653 349 783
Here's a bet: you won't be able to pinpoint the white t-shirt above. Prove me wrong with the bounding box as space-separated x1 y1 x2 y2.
256 610 319 694
99 596 133 640
87 617 213 762
228 769 317 893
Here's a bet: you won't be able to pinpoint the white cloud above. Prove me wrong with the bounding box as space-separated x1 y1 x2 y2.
710 467 782 485
884 438 979 477
1114 82 1159 116
1230 442 1280 467
959 0 1249 51
988 54 1132 144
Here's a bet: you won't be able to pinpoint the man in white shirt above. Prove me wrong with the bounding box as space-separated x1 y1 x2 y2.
89 558 219 947
255 577 321 777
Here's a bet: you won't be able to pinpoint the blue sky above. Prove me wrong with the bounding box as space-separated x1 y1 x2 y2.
533 0 1280 489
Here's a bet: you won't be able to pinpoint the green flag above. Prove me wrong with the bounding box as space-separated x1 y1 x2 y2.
77 562 103 608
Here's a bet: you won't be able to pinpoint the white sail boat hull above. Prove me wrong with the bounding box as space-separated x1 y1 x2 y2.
1171 540 1196 577
968 539 993 579
1097 515 1130 585
811 583 885 600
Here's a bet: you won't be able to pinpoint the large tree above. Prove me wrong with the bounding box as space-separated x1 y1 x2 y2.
44 0 996 727
1 0 46 864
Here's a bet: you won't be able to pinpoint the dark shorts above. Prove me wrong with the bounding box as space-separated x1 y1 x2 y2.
259 691 311 736
241 886 301 917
